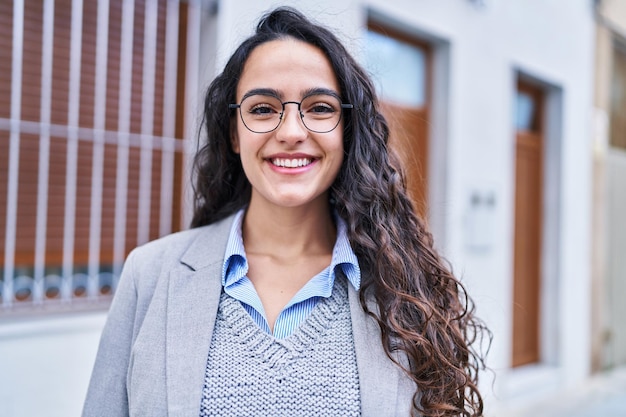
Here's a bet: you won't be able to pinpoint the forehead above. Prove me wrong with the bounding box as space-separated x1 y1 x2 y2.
236 38 340 100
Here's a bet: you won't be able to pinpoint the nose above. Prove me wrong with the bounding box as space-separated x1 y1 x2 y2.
276 102 307 144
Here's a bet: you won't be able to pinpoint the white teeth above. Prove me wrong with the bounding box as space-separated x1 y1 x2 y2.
272 158 312 168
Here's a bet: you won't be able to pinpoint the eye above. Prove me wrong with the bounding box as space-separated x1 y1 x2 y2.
249 104 276 116
243 96 282 119
301 94 341 119
309 103 335 114
305 103 337 120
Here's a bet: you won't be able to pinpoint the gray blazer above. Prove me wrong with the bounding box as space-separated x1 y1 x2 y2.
82 214 417 417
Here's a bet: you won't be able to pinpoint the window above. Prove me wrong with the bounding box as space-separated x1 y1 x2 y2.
364 29 427 107
0 0 191 311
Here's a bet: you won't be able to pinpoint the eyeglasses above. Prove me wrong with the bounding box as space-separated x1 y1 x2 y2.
229 92 353 134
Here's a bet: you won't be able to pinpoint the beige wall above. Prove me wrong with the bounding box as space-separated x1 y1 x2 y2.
606 151 626 366
598 0 626 30
592 0 626 370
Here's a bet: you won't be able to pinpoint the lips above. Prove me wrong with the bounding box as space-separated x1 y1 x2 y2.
270 157 313 168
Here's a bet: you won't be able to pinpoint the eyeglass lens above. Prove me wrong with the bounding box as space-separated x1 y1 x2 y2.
238 94 344 133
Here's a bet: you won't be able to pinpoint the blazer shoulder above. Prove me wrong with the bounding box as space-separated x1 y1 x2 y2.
126 214 236 276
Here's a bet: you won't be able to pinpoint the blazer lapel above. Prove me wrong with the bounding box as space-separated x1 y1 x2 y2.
349 285 404 417
165 215 235 417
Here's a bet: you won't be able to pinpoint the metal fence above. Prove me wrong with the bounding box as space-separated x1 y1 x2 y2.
1 0 200 311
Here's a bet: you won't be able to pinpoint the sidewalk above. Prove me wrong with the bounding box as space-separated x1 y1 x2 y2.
516 366 626 417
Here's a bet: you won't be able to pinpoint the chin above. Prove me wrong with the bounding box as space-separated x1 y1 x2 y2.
272 197 314 208
269 192 327 209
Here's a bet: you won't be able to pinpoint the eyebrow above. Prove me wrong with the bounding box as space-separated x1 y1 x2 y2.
241 88 281 101
301 87 341 98
240 87 341 102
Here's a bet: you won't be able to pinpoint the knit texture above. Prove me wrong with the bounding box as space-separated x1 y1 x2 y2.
199 277 361 417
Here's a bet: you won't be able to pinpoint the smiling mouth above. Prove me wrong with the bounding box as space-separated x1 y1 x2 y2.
270 158 314 168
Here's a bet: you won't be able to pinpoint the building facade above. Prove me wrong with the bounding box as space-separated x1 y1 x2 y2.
591 0 626 372
0 1 596 416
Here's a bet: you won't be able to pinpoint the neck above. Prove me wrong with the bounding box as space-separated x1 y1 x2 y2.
242 196 336 258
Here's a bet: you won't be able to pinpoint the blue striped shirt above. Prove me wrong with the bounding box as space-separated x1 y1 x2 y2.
221 209 361 339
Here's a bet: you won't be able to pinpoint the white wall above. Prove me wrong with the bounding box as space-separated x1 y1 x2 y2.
0 312 107 417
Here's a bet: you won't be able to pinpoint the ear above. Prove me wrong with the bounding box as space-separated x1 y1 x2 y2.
230 124 240 154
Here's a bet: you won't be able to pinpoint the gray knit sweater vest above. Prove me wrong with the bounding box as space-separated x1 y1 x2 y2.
199 277 361 417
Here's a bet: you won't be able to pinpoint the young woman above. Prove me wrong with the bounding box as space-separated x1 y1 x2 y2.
83 7 489 417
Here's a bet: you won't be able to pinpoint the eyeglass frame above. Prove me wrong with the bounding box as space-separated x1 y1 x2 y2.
229 90 353 134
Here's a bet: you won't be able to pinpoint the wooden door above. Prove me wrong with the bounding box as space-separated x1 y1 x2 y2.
512 81 544 367
366 23 431 217
380 103 429 217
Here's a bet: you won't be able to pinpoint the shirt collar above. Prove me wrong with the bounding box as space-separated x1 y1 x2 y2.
221 208 361 290
222 209 247 287
330 211 361 290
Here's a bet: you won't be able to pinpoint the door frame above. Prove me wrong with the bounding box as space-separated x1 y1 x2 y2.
366 10 451 246
511 72 563 369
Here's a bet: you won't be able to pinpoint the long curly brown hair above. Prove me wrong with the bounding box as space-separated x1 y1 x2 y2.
191 7 491 417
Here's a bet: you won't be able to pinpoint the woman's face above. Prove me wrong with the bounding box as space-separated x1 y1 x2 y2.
232 38 344 212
